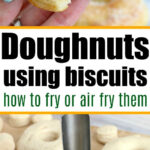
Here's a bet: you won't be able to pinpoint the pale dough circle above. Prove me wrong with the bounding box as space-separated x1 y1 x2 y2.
0 117 4 132
31 115 53 123
76 0 148 26
28 0 71 12
17 120 63 150
0 133 15 150
96 125 118 144
102 135 150 150
8 115 31 127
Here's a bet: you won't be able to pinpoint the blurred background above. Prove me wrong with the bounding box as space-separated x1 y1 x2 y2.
54 115 150 135
145 0 150 25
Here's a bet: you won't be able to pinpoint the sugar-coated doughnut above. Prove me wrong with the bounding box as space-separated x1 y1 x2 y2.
17 120 63 150
76 0 148 26
96 125 118 144
102 135 150 150
8 115 31 127
0 133 15 150
28 0 71 12
31 115 53 123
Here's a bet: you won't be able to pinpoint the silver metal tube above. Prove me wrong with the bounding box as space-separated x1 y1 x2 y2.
62 115 91 150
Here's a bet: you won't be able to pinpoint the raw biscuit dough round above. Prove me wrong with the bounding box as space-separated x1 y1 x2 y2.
28 0 71 12
96 125 118 144
32 115 53 123
102 135 150 150
17 120 63 150
76 0 148 26
0 117 4 132
0 133 15 150
8 115 30 127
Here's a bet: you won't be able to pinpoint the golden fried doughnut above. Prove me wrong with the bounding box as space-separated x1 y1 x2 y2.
28 0 71 12
76 0 148 26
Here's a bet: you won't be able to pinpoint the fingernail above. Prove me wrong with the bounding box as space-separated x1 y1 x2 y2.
3 0 13 2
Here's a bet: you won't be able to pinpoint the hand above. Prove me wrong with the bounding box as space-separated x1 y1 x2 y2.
0 0 89 26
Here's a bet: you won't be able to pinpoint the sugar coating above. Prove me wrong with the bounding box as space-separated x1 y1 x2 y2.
76 0 148 26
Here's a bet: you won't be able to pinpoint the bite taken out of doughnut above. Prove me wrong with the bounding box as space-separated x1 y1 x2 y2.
28 0 71 12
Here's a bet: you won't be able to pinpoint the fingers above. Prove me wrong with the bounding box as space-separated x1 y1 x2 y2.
0 0 89 26
21 5 52 26
0 0 24 26
42 0 89 26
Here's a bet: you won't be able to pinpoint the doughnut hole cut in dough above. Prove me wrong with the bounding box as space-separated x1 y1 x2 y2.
17 120 63 150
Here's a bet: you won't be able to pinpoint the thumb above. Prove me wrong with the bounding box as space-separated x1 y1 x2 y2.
42 0 89 26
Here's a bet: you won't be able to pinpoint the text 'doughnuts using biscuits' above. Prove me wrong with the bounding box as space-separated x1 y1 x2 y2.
102 135 150 150
0 133 15 150
28 0 71 12
31 115 53 123
8 115 31 127
96 125 118 144
17 120 63 150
